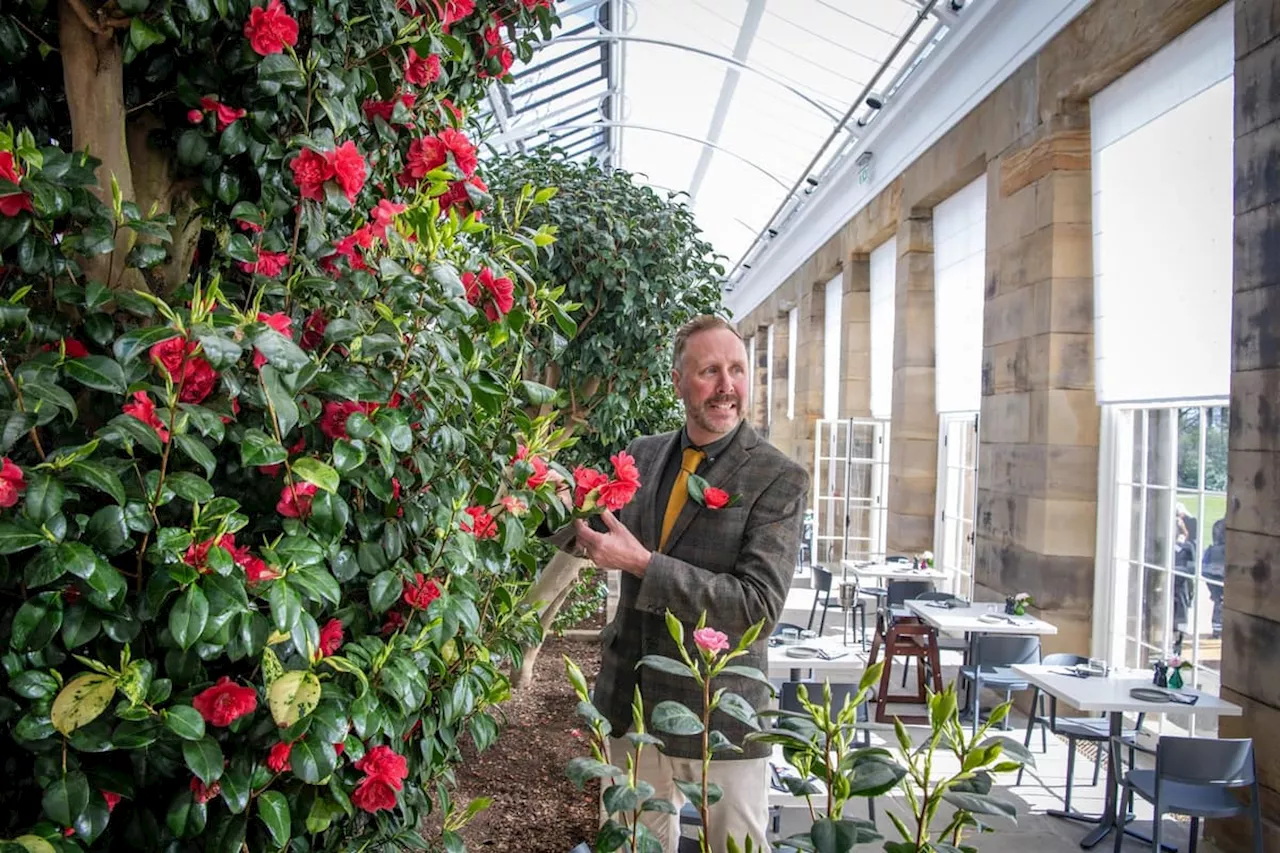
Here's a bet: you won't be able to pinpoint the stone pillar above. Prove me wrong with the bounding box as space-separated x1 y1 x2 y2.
1213 3 1280 848
978 128 1097 655
750 323 769 431
886 214 938 553
771 308 792 442
794 276 832 480
840 257 873 418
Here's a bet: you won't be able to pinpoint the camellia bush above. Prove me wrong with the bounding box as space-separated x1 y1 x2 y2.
0 0 583 851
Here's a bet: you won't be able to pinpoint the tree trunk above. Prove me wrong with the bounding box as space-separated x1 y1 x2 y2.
127 113 200 294
512 549 591 690
58 0 146 293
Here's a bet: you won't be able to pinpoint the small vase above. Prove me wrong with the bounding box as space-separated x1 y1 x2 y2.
1013 604 1026 616
1005 597 1016 615
1153 663 1168 688
1168 668 1184 690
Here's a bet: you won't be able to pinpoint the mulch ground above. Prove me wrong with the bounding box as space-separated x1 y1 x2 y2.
450 631 603 852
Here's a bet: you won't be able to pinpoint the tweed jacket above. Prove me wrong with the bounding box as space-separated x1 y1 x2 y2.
554 422 808 760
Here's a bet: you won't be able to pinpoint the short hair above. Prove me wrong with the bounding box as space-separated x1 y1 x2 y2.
672 315 742 371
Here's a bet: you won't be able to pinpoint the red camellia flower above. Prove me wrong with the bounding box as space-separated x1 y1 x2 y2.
239 551 280 584
326 141 368 204
150 336 220 404
290 148 334 202
598 451 641 511
102 791 121 813
192 677 258 727
318 400 378 440
438 174 487 218
370 199 407 240
702 487 730 510
362 93 416 128
182 533 235 574
316 618 343 659
190 777 221 805
355 744 409 785
0 152 33 218
381 609 406 635
521 0 552 7
244 0 298 56
402 573 441 610
434 0 475 30
187 109 203 124
0 457 26 508
573 466 609 509
513 445 549 488
351 776 399 813
267 741 292 773
277 481 318 518
41 338 90 358
461 505 497 539
240 250 289 278
462 267 514 322
401 136 446 185
122 391 170 443
300 309 327 350
438 128 477 177
404 48 441 86
214 102 247 131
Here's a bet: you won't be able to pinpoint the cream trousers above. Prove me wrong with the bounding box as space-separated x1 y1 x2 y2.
606 737 770 853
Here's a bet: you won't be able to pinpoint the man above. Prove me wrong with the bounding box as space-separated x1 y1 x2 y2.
549 315 808 851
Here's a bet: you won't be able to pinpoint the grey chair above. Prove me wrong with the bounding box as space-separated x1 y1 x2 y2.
779 681 876 827
809 566 870 647
1114 736 1262 853
1017 653 1144 813
956 634 1041 734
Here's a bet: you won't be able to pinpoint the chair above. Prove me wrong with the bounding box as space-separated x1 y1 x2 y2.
1114 737 1262 853
956 635 1041 734
809 566 870 647
1016 653 1144 813
779 681 875 826
896 591 967 687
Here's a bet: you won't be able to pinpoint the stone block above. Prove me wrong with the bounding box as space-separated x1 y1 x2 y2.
1234 118 1280 215
1237 32 1280 137
1037 169 1093 227
980 60 1039 160
1231 284 1280 371
896 217 934 255
843 259 870 294
1233 201 1280 293
972 539 1095 611
1229 368 1280 453
1028 388 1101 447
1221 527 1280 624
1028 331 1095 391
1236 0 1280 58
1025 497 1098 559
1220 608 1280 709
974 488 1026 545
978 442 1098 501
980 391 1032 445
983 339 1033 396
1031 277 1094 335
839 380 871 418
986 181 1038 254
1227 448 1280 537
983 284 1036 347
894 293 936 368
891 436 940 480
998 129 1090 198
897 250 935 293
889 367 937 438
887 510 935 554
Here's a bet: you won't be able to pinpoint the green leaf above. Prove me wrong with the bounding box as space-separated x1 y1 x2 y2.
268 580 301 632
164 705 206 741
259 53 304 88
23 381 78 422
42 771 90 826
170 584 209 651
672 777 721 807
67 461 127 505
185 0 211 21
182 735 225 784
240 429 287 467
51 672 117 735
128 17 165 52
650 700 703 736
0 521 46 554
565 757 623 790
260 366 299 439
940 790 1018 819
23 472 65 522
11 591 62 650
10 670 59 699
715 692 758 730
167 472 215 503
258 791 291 846
637 655 696 680
64 355 127 393
368 570 400 614
291 457 339 494
166 791 207 839
289 738 336 784
177 130 209 168
810 817 882 852
332 439 365 472
0 410 35 453
268 669 321 728
113 326 180 363
518 380 556 406
251 327 309 372
175 434 217 478
720 664 773 687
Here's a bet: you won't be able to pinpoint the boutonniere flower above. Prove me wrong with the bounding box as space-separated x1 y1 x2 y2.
686 474 741 510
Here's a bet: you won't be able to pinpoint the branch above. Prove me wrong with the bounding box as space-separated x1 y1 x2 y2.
64 0 102 33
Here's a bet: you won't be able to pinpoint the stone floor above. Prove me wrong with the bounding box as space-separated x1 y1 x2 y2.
765 584 1227 852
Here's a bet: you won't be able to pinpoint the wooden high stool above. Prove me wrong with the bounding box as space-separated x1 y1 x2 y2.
865 610 943 724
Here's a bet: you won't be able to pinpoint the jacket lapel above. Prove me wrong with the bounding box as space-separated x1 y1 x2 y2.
661 423 758 554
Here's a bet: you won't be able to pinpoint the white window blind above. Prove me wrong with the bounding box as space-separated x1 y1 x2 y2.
1091 4 1233 405
870 237 897 420
933 177 987 413
765 323 774 427
787 307 798 419
823 272 842 420
747 334 756 414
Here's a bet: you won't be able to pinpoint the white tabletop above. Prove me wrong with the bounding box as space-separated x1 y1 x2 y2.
840 561 948 582
766 634 865 677
1011 665 1243 716
904 600 1059 636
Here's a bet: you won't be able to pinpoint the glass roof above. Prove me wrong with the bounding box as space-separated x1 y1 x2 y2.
481 0 961 276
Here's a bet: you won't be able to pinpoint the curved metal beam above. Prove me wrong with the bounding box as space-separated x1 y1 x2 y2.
536 35 843 123
518 120 790 189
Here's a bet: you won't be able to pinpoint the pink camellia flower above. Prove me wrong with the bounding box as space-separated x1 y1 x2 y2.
0 457 26 508
572 466 609 509
369 199 407 240
244 0 298 56
277 481 318 518
500 495 527 516
693 627 730 655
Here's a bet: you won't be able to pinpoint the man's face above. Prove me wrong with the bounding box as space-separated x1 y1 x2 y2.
673 328 748 444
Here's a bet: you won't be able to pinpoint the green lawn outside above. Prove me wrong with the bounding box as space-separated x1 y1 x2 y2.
1176 491 1227 534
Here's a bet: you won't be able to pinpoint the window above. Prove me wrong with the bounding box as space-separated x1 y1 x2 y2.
787 307 798 419
935 413 979 598
813 418 890 567
1104 404 1227 736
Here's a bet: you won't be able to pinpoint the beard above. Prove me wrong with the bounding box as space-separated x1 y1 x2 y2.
685 392 742 437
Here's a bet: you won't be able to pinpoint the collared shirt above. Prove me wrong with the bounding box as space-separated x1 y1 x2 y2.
654 421 742 517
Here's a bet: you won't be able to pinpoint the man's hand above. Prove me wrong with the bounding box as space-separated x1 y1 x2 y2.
573 510 651 577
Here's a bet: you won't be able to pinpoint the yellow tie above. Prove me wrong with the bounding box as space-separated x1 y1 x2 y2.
661 447 705 551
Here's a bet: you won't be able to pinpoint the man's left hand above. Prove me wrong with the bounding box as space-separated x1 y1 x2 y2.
573 511 651 577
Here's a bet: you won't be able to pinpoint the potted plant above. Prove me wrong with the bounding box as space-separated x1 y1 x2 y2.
1004 593 1035 616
